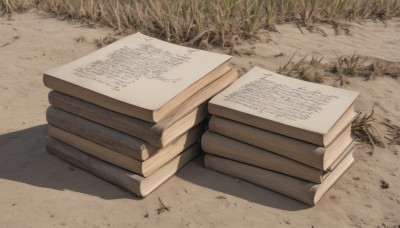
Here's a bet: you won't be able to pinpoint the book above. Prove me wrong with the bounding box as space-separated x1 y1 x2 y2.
46 106 205 161
204 150 355 205
208 66 359 146
46 137 201 197
48 124 204 177
47 68 237 147
202 131 355 183
49 90 206 148
43 32 232 123
208 116 354 170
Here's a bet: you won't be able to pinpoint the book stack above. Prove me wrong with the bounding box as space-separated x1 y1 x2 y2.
202 67 359 205
43 33 237 197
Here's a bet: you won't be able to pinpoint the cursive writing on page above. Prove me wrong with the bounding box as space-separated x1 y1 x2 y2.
73 44 193 91
224 77 339 121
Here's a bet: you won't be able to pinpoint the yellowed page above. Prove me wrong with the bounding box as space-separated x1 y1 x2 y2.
209 67 359 134
44 33 231 111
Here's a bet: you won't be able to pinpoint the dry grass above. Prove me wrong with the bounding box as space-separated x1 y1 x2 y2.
382 121 400 146
278 52 400 84
352 109 385 149
74 35 87 43
94 33 117 47
278 54 398 149
0 0 37 15
1 0 400 47
278 53 325 83
328 53 400 83
388 131 400 146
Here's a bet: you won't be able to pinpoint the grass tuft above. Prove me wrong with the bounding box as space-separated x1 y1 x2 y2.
74 35 87 43
352 109 385 149
94 33 117 47
278 52 400 84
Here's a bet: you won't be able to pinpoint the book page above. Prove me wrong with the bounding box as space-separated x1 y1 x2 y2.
44 33 231 110
210 67 359 134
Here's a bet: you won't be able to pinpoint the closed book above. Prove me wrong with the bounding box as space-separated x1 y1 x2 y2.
48 67 237 147
49 124 204 177
204 150 354 205
46 137 201 197
209 66 359 146
43 32 232 123
46 106 204 161
201 131 354 183
208 115 354 170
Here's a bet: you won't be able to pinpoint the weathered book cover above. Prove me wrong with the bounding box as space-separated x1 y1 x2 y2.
49 124 204 177
202 130 355 183
208 115 354 170
209 66 359 146
43 32 232 122
204 150 354 205
48 68 237 147
46 137 201 197
46 106 205 161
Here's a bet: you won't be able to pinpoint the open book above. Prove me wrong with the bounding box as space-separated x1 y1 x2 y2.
43 32 232 123
209 67 359 146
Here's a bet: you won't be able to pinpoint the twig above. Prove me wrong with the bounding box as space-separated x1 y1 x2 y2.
156 197 170 214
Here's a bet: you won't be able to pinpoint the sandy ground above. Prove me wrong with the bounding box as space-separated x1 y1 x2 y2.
1 10 399 228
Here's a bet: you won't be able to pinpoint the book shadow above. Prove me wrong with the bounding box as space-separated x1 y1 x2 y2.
1 125 311 209
176 156 311 211
0 125 141 200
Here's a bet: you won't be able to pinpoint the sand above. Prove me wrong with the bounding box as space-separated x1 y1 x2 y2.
1 10 399 227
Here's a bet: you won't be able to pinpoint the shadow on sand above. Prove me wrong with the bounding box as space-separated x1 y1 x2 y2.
0 125 309 210
0 125 140 200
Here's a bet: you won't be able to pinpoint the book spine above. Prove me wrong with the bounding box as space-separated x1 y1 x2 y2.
141 123 206 177
148 104 208 147
201 131 323 183
46 137 143 196
208 115 325 169
208 103 325 146
47 137 202 197
49 91 156 147
152 63 231 122
48 125 144 175
149 68 238 145
43 75 154 122
204 154 317 205
139 143 202 197
46 106 158 161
